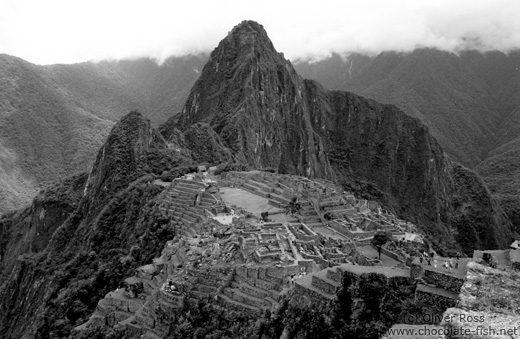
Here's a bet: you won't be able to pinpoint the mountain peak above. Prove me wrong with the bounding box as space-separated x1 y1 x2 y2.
83 110 165 208
229 20 268 38
226 20 271 47
220 20 280 58
162 20 296 137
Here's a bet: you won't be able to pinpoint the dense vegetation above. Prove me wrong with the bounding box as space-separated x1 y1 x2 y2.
294 50 520 233
70 270 442 339
0 54 206 214
294 50 520 168
36 182 174 338
0 111 192 338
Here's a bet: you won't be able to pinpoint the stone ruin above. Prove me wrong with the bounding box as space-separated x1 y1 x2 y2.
73 170 442 338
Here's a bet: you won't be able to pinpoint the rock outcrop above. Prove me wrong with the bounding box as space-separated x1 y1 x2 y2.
440 261 520 339
83 110 166 207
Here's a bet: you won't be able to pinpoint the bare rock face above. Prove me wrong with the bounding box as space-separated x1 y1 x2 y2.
0 173 87 282
440 261 520 339
163 21 334 178
162 20 514 250
165 122 234 164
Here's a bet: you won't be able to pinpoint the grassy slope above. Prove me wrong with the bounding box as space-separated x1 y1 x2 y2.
0 54 113 214
0 54 205 214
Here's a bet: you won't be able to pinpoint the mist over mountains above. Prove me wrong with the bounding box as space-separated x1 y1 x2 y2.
3 46 520 232
0 19 519 339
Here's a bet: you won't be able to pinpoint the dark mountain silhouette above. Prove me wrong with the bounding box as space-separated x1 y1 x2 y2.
0 21 516 339
0 54 205 214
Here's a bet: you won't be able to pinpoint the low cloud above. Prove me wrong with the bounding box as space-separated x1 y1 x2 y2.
1 0 519 65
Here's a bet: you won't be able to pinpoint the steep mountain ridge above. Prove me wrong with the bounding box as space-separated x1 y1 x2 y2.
294 50 520 167
0 54 205 214
0 54 114 214
163 21 333 178
0 21 516 339
0 111 190 338
294 50 520 231
162 20 514 250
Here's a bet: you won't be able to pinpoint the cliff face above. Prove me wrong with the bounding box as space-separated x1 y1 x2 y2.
162 20 513 250
0 112 181 339
0 173 87 282
162 21 334 178
82 110 165 212
293 51 520 233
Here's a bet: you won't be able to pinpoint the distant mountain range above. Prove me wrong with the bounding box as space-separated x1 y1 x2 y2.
294 50 520 167
3 48 520 230
0 54 205 213
0 20 517 339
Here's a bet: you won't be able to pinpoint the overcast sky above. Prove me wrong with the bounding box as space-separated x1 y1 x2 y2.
1 0 519 65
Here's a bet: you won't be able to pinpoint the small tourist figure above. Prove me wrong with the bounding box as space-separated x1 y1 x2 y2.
455 257 459 269
419 256 423 264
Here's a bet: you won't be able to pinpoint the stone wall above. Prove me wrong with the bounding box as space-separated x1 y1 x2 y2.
341 267 411 288
410 264 424 280
423 268 465 293
255 250 281 261
159 289 184 306
349 249 372 266
216 294 261 316
288 223 318 242
329 220 348 236
311 276 338 295
415 288 457 310
299 251 327 266
234 271 282 292
237 283 271 299
294 280 333 301
380 246 403 262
